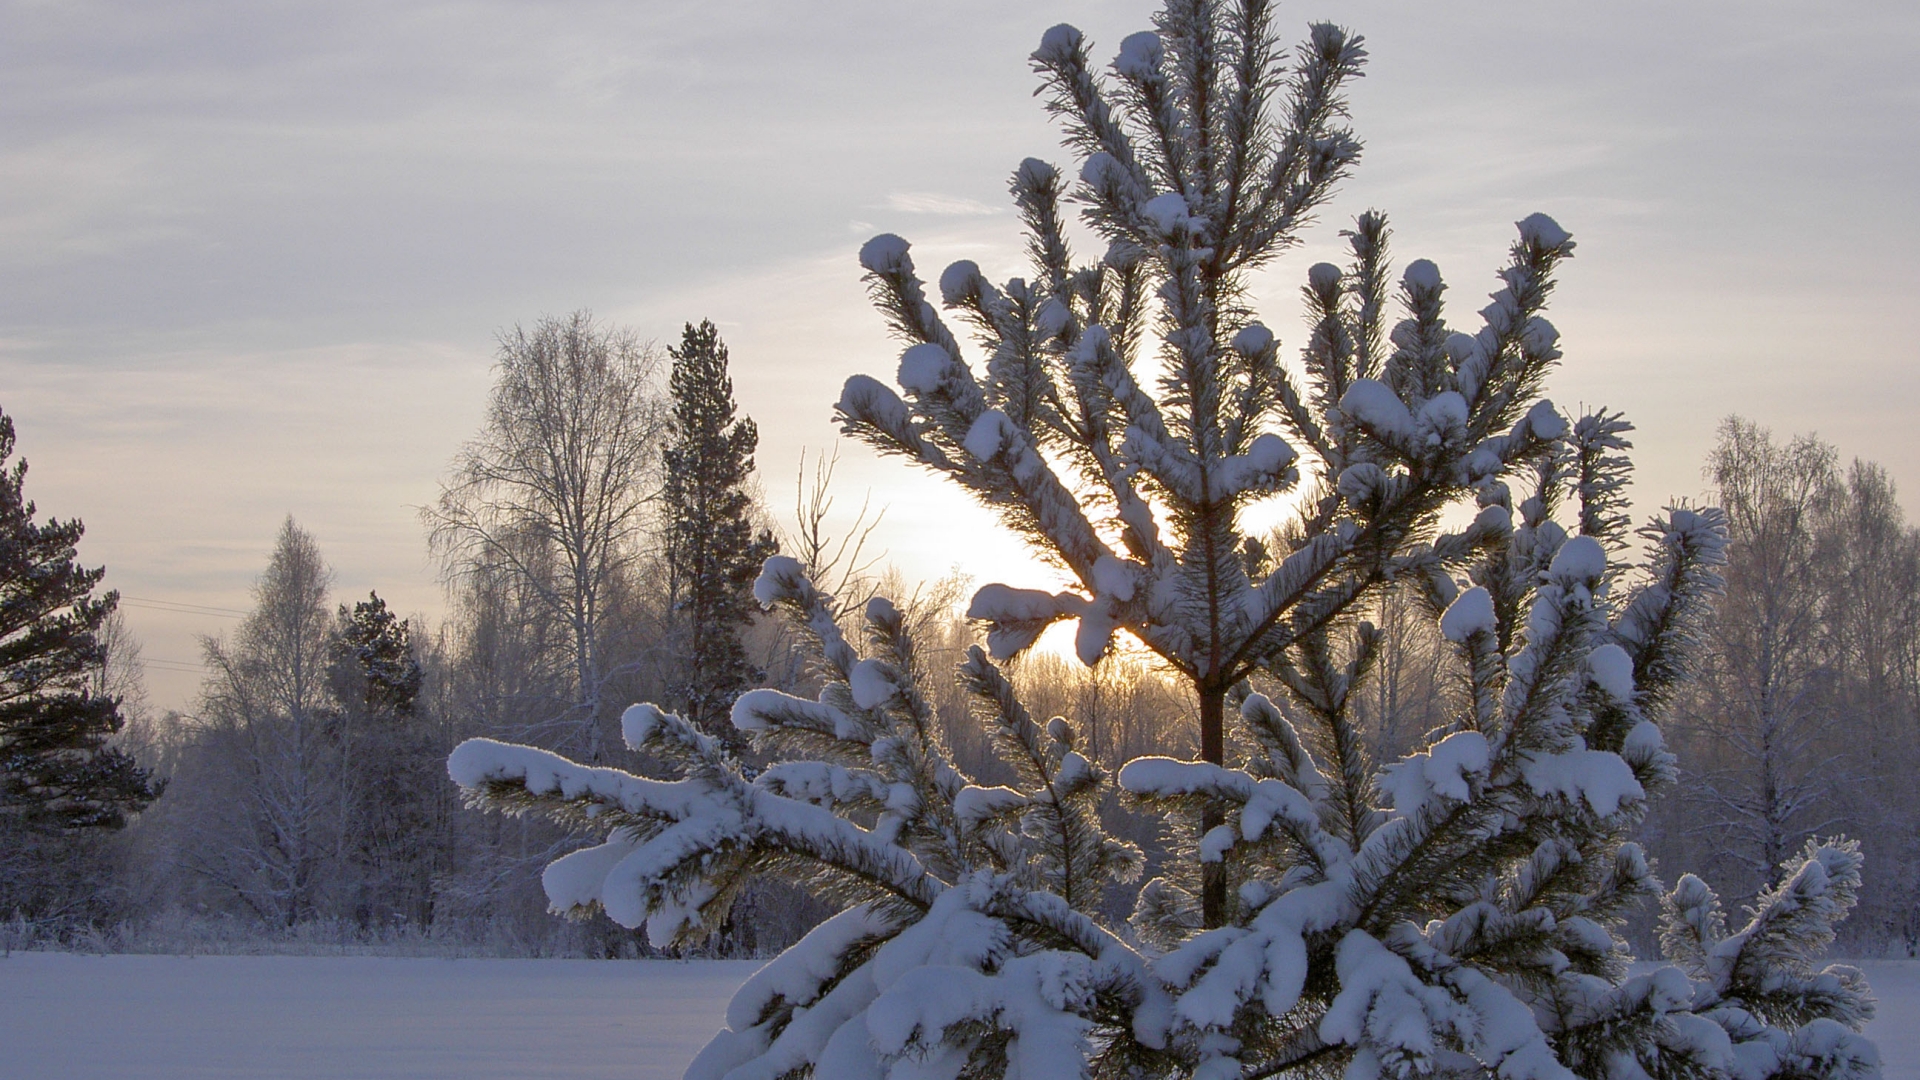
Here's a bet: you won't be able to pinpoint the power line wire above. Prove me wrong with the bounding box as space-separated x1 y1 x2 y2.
119 596 247 619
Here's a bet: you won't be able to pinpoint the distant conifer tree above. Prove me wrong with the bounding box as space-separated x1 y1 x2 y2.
663 320 777 752
330 590 437 925
333 591 422 719
0 406 160 831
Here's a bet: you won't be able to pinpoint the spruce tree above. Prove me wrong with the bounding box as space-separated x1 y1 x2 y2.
0 406 159 831
449 5 1879 1077
663 319 778 752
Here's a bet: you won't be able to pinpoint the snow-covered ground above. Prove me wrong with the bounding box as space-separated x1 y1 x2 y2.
0 954 757 1079
0 953 1914 1079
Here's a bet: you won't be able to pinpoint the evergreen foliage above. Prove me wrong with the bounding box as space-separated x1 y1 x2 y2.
0 405 159 832
332 591 423 720
330 591 441 924
664 320 779 752
449 4 1880 1077
178 529 452 929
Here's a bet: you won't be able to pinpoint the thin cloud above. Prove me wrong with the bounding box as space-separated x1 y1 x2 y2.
884 192 1000 216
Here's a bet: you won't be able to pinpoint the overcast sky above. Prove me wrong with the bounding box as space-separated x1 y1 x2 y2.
3 0 1916 711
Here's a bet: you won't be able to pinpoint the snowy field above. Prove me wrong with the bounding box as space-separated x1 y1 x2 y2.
1 953 1914 1079
0 954 757 1080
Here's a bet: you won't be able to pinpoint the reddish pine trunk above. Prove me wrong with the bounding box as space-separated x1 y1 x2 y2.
1199 683 1228 928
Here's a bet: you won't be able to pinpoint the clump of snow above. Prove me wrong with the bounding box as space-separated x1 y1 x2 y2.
1586 643 1636 702
968 583 1063 623
1033 23 1084 64
1199 824 1237 863
1524 398 1567 440
1474 503 1513 535
621 703 666 750
1318 931 1438 1065
1439 586 1496 644
1336 462 1392 505
848 659 899 711
752 556 806 607
1519 749 1643 817
1075 603 1116 665
757 762 888 807
1035 297 1073 339
1339 379 1414 444
836 375 910 435
897 343 954 394
969 583 1076 659
1116 757 1233 800
727 904 895 1031
1520 315 1560 358
1142 192 1192 233
1079 151 1129 193
1244 433 1295 473
733 689 851 738
938 260 984 305
1549 535 1607 583
1402 258 1442 292
543 835 638 915
1377 731 1488 816
964 409 1013 462
1230 323 1273 355
1115 30 1164 79
1416 391 1468 447
1621 719 1664 760
955 785 1028 829
857 234 912 275
1307 262 1341 292
1517 212 1573 252
1092 555 1137 602
1015 157 1057 190
1214 434 1299 498
1445 332 1480 366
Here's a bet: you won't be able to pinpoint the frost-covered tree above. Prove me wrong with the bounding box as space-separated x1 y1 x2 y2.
191 517 339 926
1683 419 1844 896
664 319 779 753
426 311 664 761
449 4 1879 1077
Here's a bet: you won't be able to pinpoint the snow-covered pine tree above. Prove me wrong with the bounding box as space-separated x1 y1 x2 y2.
448 4 1880 1077
664 319 779 754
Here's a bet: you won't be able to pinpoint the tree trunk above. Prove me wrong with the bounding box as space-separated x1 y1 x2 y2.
1200 682 1228 928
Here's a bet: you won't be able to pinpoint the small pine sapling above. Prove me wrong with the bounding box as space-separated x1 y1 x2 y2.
449 3 1879 1077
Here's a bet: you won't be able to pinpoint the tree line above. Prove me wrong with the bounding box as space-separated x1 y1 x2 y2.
4 337 1919 958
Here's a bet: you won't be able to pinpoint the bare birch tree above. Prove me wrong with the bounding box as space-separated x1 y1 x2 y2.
1682 417 1843 895
426 311 665 761
190 517 336 926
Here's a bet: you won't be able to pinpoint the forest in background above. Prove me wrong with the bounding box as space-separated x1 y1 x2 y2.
4 314 1917 960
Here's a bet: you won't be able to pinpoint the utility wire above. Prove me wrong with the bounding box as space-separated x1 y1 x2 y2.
119 596 247 619
143 658 210 674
